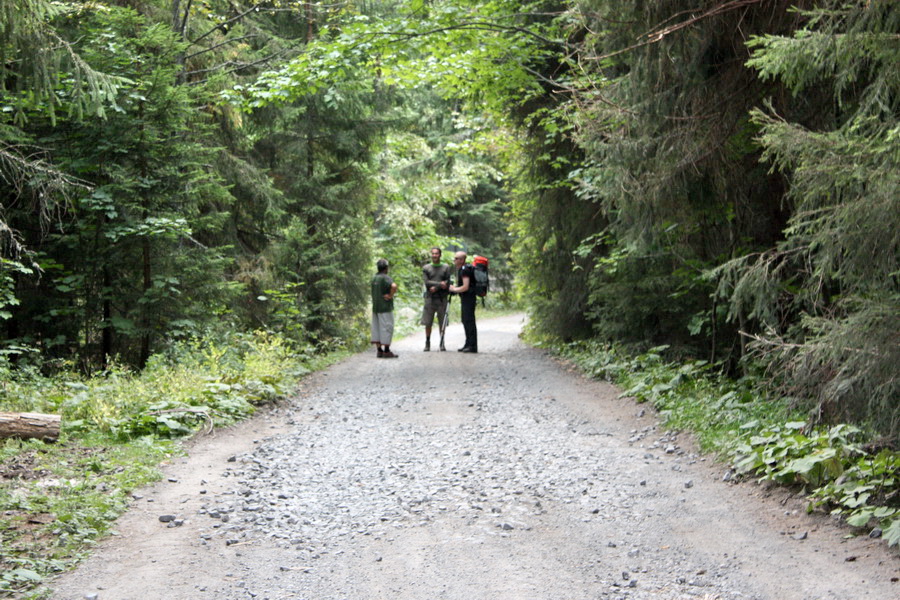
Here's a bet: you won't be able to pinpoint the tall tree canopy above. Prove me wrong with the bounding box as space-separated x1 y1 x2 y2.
1 0 897 441
723 1 899 436
1 0 523 367
562 0 898 438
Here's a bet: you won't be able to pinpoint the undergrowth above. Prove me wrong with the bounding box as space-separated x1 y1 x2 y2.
0 330 321 598
550 339 900 549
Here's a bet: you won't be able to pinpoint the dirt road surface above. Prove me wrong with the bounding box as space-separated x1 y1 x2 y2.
49 314 898 600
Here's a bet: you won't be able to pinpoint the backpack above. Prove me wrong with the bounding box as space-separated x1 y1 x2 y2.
472 255 489 297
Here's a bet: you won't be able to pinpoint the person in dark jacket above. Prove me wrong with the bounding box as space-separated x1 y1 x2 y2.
449 251 477 353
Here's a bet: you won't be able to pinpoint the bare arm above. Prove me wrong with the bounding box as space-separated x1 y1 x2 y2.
450 275 470 294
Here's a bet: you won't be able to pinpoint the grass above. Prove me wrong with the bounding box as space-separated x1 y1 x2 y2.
0 436 176 597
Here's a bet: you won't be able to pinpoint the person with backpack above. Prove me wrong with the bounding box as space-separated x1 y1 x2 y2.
421 247 451 351
371 258 398 358
449 251 477 353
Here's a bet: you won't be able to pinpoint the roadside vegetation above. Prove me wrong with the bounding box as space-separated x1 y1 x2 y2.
544 339 900 549
0 330 328 598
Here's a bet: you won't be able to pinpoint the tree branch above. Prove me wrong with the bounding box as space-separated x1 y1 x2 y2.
183 34 259 60
585 0 767 63
184 48 293 82
188 4 260 47
374 20 571 49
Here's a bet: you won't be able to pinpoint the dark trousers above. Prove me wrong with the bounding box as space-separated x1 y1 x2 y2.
461 295 477 350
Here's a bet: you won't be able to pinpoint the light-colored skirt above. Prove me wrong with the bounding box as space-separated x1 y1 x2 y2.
371 312 394 345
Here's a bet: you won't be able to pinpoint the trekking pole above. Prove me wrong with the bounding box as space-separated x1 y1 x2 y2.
439 295 450 351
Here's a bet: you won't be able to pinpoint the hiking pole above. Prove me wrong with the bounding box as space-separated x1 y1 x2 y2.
439 295 450 351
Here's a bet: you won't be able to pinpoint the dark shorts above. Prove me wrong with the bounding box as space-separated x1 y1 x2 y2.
420 295 449 327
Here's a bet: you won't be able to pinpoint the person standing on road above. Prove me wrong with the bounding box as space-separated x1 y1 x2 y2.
449 250 477 353
371 258 398 358
421 246 451 351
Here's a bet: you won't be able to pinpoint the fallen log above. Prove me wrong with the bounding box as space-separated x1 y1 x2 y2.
0 412 61 442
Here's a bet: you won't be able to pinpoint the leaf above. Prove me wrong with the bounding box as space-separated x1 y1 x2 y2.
884 519 900 547
110 316 137 335
846 510 873 527
734 453 762 473
842 492 871 509
8 568 42 582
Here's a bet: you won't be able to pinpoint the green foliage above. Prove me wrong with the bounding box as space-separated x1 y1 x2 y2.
240 1 566 115
732 423 861 486
56 331 308 439
584 248 717 356
371 97 514 299
233 1 571 326
0 259 30 322
1 328 308 439
3 5 245 367
0 0 119 300
0 0 121 124
555 340 778 451
510 0 900 444
510 147 597 341
3 0 896 576
562 0 802 364
818 450 900 547
0 435 172 597
715 0 900 439
731 423 900 547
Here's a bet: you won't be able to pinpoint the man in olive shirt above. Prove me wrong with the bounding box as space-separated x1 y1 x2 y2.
371 258 398 358
421 247 451 351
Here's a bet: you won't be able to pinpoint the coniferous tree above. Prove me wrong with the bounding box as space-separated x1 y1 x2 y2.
9 7 237 367
568 0 803 359
716 0 899 438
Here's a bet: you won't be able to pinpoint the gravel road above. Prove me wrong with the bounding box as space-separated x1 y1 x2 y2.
50 314 898 600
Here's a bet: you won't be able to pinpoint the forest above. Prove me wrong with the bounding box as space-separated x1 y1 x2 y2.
4 0 895 438
0 0 898 589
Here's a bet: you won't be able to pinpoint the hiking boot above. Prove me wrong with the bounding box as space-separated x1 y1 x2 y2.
424 340 430 352
382 350 398 358
460 347 477 353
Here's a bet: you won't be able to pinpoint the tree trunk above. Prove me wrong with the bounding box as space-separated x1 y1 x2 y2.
139 235 151 367
102 265 112 370
138 98 151 368
0 412 61 442
306 1 316 43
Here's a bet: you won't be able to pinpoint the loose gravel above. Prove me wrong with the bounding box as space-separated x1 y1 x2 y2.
50 314 899 600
